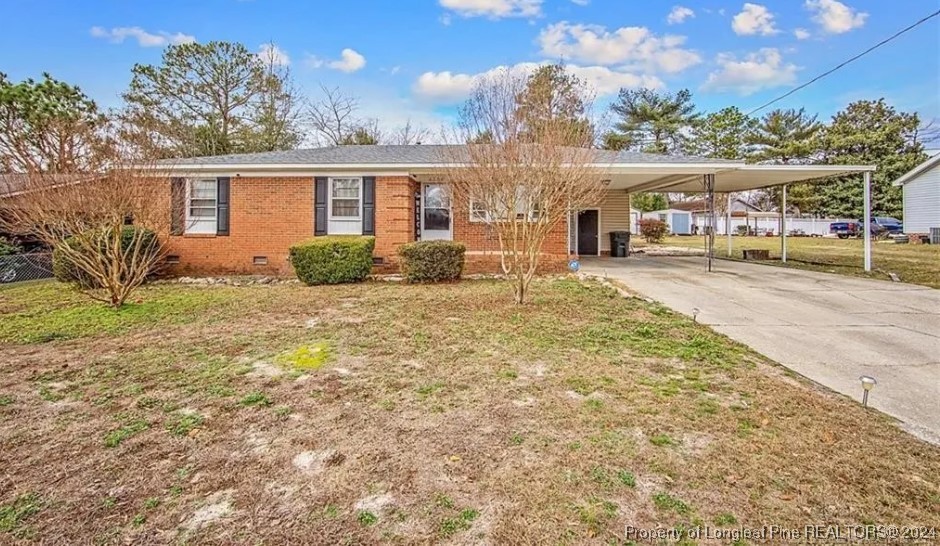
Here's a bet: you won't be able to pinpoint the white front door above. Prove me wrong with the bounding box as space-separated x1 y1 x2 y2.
420 183 452 240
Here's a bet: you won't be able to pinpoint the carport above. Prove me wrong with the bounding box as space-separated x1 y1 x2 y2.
599 160 876 271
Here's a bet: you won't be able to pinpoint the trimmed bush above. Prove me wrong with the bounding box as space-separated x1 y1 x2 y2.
53 226 160 288
398 241 465 283
290 236 375 285
637 219 669 243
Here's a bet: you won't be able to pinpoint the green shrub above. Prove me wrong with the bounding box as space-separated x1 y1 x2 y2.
637 219 669 243
53 226 160 288
289 236 375 285
0 237 20 256
398 241 465 283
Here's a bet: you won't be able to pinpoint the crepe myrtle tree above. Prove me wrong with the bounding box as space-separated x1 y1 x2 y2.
442 65 605 304
0 126 171 308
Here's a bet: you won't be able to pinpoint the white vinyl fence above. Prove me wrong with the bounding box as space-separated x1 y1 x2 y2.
692 216 857 236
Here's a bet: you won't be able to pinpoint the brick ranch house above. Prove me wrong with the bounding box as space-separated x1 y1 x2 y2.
154 145 871 276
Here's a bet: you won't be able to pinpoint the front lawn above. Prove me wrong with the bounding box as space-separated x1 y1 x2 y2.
636 235 940 288
1 279 938 544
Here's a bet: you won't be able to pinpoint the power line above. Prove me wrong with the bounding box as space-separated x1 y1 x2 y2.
747 9 940 116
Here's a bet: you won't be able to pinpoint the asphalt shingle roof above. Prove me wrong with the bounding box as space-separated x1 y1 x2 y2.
161 145 734 167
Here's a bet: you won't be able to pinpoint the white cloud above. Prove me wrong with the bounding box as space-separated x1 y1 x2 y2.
793 28 811 40
439 0 542 19
257 43 290 66
330 48 366 72
413 62 662 104
538 21 701 74
702 48 798 95
667 6 695 25
731 3 779 36
571 0 590 5
89 26 195 47
307 48 367 73
805 0 867 34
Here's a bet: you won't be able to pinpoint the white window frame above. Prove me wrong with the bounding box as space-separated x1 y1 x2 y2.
469 189 541 223
328 177 362 221
185 178 218 235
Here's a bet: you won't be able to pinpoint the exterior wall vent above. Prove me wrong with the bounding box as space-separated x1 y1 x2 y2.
253 256 268 266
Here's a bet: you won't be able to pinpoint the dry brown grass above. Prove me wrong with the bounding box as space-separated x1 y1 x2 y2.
1 278 938 544
636 235 940 289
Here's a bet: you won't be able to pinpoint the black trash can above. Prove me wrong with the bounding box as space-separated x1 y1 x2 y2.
609 231 630 258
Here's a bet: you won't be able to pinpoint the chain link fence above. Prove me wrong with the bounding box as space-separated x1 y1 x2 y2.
0 252 54 284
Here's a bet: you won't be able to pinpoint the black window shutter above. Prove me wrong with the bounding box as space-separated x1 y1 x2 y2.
216 177 230 236
314 177 328 235
170 178 185 235
362 176 376 235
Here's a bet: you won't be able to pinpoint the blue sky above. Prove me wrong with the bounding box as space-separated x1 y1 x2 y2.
2 0 938 136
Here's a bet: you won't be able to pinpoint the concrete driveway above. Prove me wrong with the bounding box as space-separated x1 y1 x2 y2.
581 256 940 445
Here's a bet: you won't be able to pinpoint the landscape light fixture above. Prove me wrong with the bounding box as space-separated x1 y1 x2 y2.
859 375 877 407
692 307 700 322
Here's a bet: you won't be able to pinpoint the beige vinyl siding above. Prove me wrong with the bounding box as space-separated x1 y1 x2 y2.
598 190 632 252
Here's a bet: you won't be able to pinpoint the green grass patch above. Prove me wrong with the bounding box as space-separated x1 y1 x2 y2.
357 510 378 526
0 394 14 406
0 493 42 537
240 392 272 407
649 433 677 447
0 283 238 344
274 342 333 371
166 412 204 437
652 492 692 516
439 508 479 538
104 419 149 448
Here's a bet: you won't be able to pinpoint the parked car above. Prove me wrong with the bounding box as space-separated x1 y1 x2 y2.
829 221 863 239
872 217 903 235
829 217 904 239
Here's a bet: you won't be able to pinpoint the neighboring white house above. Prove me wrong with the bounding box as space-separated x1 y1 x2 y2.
893 154 940 235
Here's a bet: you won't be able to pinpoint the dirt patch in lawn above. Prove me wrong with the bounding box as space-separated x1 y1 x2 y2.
1 278 938 544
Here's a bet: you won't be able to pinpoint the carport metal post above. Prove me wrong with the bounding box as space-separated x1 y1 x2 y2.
781 184 788 263
704 173 715 272
863 170 872 272
726 193 732 257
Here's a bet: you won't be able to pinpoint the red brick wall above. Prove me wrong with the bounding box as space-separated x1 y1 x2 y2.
373 176 419 271
164 176 316 276
160 175 570 276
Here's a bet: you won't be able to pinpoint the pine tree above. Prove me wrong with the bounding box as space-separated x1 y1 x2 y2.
608 88 698 154
815 99 925 219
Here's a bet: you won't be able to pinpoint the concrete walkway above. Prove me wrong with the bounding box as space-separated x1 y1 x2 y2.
581 256 940 445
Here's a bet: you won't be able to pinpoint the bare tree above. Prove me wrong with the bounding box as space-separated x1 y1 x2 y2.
307 85 363 146
442 66 604 304
390 120 432 145
0 121 171 308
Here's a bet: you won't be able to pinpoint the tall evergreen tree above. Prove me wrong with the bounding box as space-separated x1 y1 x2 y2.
748 108 823 213
815 99 926 219
0 73 106 172
121 41 303 158
747 108 822 164
687 106 757 159
608 88 698 154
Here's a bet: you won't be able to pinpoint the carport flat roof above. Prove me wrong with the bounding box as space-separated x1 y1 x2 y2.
602 164 876 193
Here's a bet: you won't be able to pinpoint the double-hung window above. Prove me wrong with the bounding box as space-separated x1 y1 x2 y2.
330 177 361 219
186 179 218 234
